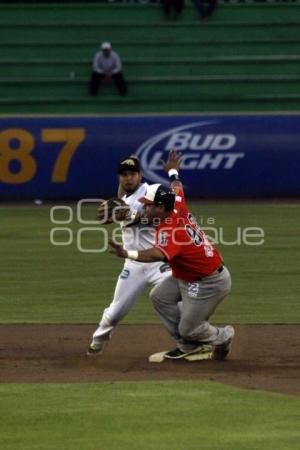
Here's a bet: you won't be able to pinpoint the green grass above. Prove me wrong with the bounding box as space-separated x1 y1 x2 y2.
0 381 299 450
0 202 299 324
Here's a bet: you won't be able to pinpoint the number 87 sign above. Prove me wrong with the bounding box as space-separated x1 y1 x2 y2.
0 128 85 184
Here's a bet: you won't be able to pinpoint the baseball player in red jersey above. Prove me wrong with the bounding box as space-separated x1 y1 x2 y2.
110 150 234 360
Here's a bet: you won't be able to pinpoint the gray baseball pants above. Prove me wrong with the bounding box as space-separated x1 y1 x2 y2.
150 266 232 352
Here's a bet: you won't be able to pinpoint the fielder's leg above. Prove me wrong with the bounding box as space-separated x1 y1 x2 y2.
87 261 148 355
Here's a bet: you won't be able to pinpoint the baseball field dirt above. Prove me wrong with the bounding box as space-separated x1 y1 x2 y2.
0 324 299 396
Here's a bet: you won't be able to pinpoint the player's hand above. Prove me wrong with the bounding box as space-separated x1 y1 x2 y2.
114 204 131 222
109 239 127 258
97 198 127 224
161 149 182 173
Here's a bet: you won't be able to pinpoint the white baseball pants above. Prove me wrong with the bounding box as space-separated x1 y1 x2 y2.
92 259 171 343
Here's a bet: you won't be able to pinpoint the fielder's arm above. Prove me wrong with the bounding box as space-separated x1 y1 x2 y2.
109 240 166 262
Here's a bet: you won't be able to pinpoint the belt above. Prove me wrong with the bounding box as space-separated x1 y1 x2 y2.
198 265 224 282
217 265 224 274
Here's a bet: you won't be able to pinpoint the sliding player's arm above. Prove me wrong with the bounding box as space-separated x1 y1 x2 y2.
109 240 166 262
161 149 183 194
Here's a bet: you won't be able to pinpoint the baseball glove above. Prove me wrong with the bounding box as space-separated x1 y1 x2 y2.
97 197 128 224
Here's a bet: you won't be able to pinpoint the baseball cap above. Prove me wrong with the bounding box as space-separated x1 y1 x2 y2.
101 41 112 50
117 156 141 174
139 184 175 212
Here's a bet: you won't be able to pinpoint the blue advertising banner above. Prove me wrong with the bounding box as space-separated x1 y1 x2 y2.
0 114 299 199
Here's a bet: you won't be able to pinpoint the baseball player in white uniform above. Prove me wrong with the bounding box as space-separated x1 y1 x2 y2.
87 156 171 355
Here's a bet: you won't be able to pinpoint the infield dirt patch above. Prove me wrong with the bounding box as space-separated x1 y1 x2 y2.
0 324 299 395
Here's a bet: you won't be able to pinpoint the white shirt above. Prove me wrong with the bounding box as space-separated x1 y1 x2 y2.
93 51 122 75
121 183 156 251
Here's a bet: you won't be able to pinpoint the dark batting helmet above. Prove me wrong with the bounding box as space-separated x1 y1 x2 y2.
139 183 175 212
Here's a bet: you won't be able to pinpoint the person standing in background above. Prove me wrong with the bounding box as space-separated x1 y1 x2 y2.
89 41 127 96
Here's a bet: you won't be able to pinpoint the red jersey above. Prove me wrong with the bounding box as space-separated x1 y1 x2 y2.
155 190 222 282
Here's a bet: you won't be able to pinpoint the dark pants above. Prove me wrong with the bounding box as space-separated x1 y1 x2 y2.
89 71 127 96
161 0 184 18
194 0 217 19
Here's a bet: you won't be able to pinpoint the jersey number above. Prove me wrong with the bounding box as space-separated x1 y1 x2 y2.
185 224 202 246
185 213 214 257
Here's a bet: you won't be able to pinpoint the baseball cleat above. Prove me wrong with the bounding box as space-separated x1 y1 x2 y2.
164 346 207 360
86 340 104 356
164 348 191 359
213 325 235 361
148 345 213 363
